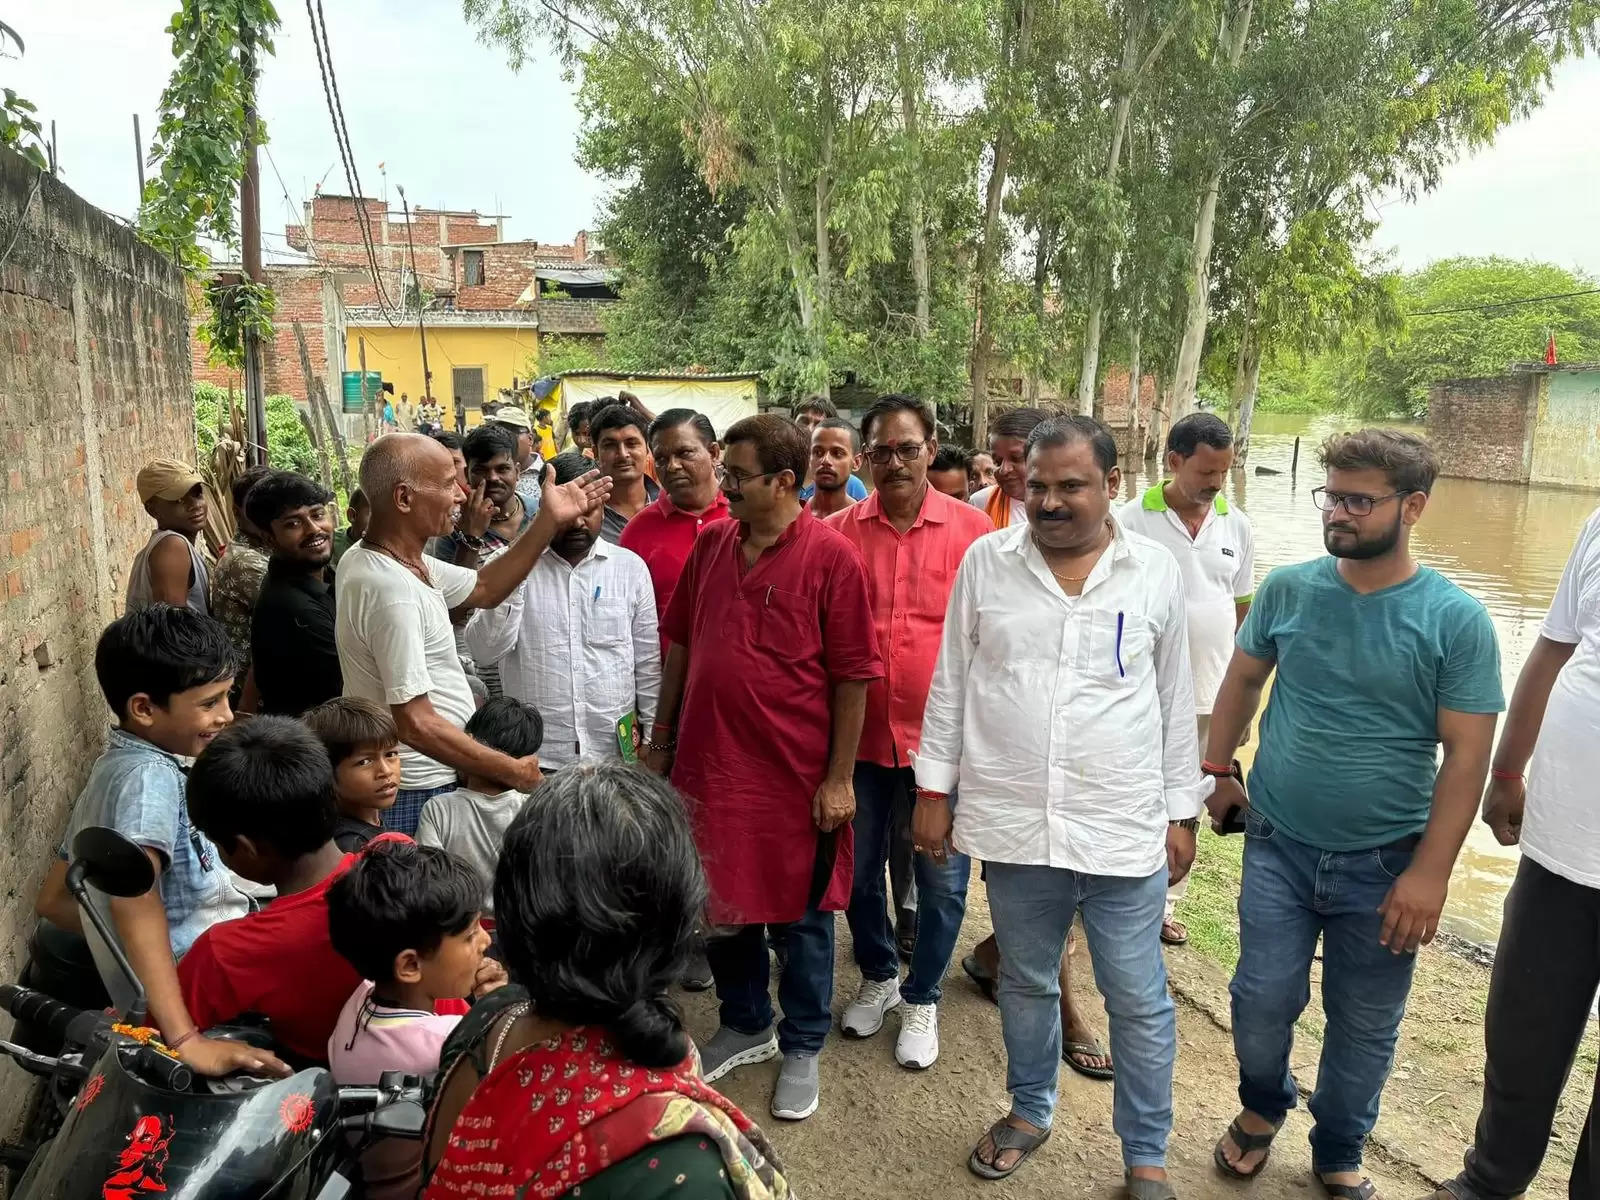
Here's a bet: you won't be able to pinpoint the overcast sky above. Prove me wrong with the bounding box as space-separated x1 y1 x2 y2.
7 1 1598 277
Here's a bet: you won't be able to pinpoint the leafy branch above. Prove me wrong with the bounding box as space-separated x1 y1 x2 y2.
0 21 48 170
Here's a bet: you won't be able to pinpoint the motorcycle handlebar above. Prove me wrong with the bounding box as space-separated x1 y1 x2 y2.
0 983 86 1042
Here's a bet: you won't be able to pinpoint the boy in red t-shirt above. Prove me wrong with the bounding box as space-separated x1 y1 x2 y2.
178 715 393 1064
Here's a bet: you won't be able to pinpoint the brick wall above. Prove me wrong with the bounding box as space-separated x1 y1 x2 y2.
1426 375 1538 483
0 150 193 1089
189 269 344 402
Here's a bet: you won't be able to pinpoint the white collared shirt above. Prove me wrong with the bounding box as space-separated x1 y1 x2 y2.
1118 483 1256 713
464 539 661 770
913 515 1208 877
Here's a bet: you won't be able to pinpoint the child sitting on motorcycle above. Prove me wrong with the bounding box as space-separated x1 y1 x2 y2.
178 716 404 1065
326 841 504 1200
32 606 288 1079
301 697 403 852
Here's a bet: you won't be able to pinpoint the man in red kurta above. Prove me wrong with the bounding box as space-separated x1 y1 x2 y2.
647 414 882 1124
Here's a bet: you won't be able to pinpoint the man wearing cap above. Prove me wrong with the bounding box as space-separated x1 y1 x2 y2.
127 459 211 615
494 407 543 512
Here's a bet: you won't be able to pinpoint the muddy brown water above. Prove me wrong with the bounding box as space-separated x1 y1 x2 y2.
1130 412 1596 945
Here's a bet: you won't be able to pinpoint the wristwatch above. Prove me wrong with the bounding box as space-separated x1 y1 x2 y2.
1169 817 1200 832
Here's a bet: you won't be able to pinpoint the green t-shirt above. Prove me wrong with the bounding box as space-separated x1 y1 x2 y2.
1238 556 1504 851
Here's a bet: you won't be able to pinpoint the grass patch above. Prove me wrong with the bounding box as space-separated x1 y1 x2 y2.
1181 826 1246 973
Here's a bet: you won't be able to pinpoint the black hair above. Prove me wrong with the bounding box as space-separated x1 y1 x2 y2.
860 393 935 443
231 465 274 519
548 449 595 487
1027 414 1119 477
327 841 484 984
567 401 596 433
187 716 336 858
1167 413 1234 458
464 422 519 468
992 406 1050 442
431 431 465 453
95 605 236 719
724 414 808 484
813 417 860 453
1319 428 1441 495
647 408 716 447
930 445 972 473
589 403 648 446
348 487 368 509
302 696 399 768
790 395 837 420
464 696 544 759
243 471 335 532
494 766 706 1068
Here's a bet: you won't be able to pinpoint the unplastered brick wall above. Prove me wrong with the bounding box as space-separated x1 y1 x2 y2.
0 150 193 1083
190 270 340 401
1427 375 1538 483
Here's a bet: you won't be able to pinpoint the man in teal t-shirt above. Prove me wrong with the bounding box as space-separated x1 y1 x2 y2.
1201 430 1502 1199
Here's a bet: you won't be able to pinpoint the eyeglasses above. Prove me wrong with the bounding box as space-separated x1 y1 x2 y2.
864 441 927 466
1311 486 1413 516
717 465 781 489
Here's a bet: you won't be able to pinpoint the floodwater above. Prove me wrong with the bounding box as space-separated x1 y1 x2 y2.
1122 412 1597 945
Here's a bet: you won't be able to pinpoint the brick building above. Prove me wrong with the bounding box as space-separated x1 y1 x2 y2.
1428 366 1600 490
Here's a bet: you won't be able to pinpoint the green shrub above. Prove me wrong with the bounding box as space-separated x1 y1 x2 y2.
193 382 318 476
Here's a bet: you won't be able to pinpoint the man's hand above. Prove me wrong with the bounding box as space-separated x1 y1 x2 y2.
502 755 543 793
1167 823 1198 887
473 958 509 998
1204 774 1247 831
1481 776 1526 846
812 776 855 832
1377 864 1449 954
537 466 612 530
912 793 954 861
177 1033 291 1079
643 745 675 777
461 481 495 539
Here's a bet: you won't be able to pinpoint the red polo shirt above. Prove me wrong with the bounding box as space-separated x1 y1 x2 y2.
663 510 883 925
618 491 732 633
826 487 994 768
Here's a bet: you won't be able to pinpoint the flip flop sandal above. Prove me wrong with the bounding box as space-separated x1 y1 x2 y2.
1062 1038 1115 1081
1160 920 1189 946
967 1118 1051 1181
1319 1177 1379 1200
961 954 999 1004
1125 1172 1178 1200
1213 1116 1283 1180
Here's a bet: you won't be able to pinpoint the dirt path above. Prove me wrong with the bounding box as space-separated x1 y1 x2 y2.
677 882 1448 1200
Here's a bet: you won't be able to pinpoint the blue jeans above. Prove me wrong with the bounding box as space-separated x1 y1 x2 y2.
706 904 835 1056
846 763 971 1005
986 861 1174 1169
387 783 455 838
1231 808 1420 1175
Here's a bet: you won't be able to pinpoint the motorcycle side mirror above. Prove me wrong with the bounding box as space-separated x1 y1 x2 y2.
71 827 157 897
66 827 152 1027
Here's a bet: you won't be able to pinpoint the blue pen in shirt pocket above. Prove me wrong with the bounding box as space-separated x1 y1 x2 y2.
593 586 602 601
1115 610 1125 678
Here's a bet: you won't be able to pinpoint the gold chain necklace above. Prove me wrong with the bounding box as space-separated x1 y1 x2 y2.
1034 521 1113 586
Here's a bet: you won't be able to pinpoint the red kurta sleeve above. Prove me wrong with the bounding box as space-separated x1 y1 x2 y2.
176 929 235 1033
661 525 708 649
818 538 885 683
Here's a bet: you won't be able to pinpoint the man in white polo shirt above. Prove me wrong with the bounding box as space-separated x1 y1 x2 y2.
1120 412 1255 946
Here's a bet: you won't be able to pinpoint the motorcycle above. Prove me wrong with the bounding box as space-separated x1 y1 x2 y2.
0 827 427 1200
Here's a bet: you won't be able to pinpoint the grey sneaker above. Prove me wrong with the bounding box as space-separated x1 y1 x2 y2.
770 1052 820 1120
841 976 902 1038
697 1025 779 1084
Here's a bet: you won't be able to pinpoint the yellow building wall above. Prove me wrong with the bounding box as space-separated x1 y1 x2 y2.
346 323 540 428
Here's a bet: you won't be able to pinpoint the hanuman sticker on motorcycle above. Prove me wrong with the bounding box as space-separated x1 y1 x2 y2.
102 1113 174 1200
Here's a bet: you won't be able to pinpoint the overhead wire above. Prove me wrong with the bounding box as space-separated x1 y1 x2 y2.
1408 288 1600 317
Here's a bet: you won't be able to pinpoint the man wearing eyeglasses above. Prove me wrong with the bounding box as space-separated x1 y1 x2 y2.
1204 429 1502 1200
822 394 994 1072
644 414 882 1123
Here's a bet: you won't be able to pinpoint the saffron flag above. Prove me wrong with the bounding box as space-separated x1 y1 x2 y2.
1546 331 1558 366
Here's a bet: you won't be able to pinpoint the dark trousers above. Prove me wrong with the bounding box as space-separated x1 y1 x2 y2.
707 903 835 1057
1448 856 1600 1199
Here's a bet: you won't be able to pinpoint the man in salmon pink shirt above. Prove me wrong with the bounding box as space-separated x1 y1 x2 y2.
825 393 993 1072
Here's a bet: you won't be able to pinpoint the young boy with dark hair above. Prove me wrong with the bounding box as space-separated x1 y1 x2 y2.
178 715 390 1064
415 698 543 916
32 605 284 1078
302 697 403 851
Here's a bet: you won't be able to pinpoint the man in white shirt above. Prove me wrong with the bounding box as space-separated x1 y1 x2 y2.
1119 413 1255 946
915 414 1206 1190
336 434 611 835
1429 507 1600 1200
466 451 661 770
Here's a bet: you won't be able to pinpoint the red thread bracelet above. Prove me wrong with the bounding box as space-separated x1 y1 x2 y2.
1489 768 1523 782
166 1028 198 1052
1201 760 1235 776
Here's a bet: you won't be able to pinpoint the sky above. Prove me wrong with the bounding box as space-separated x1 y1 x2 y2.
6 1 1598 278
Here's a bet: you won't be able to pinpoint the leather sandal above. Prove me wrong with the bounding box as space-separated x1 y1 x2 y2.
968 1118 1051 1181
1318 1176 1379 1200
1213 1115 1283 1180
1125 1171 1178 1199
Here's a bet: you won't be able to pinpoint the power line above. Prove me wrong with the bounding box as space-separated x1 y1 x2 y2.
1408 288 1600 317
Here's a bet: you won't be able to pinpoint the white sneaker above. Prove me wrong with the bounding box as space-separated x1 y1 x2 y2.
841 977 902 1038
895 1002 939 1069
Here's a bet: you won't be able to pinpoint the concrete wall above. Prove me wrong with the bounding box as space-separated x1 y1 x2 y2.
1530 369 1600 490
0 149 194 1051
1426 374 1540 483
